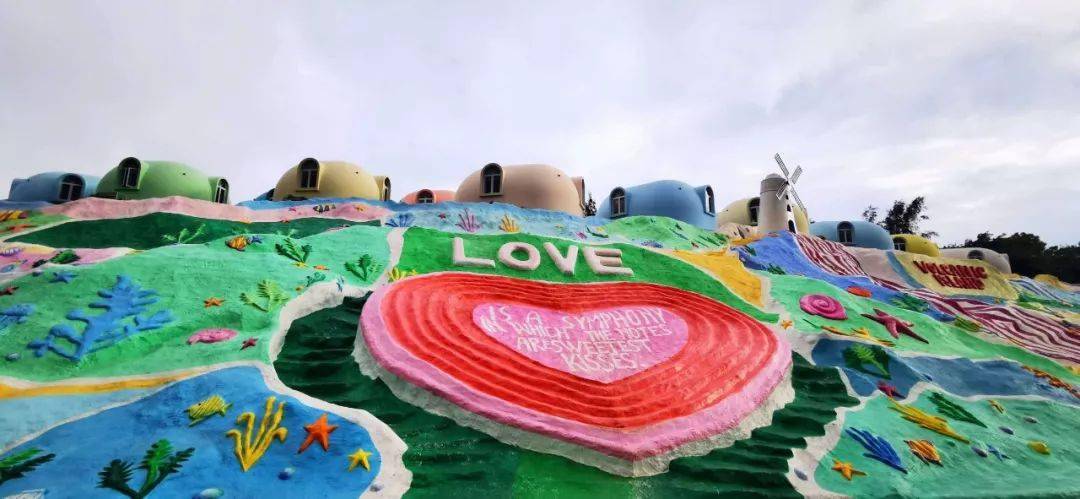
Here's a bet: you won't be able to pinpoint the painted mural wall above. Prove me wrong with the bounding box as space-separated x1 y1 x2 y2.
0 196 1076 498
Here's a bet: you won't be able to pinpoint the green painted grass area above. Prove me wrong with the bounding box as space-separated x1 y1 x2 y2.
817 392 1080 497
770 273 1080 383
0 225 389 381
7 211 377 250
396 227 774 322
274 297 857 498
601 216 728 251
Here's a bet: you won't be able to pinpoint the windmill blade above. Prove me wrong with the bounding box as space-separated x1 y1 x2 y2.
791 188 806 212
790 165 802 184
774 153 789 178
776 183 790 201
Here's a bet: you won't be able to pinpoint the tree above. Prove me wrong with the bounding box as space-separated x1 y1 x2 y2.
583 193 597 217
862 196 937 239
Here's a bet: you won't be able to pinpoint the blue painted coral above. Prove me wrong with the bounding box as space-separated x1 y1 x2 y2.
26 275 173 362
0 304 34 334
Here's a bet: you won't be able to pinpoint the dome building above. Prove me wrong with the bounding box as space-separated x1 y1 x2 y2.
94 158 228 203
597 180 716 229
810 220 893 250
8 172 100 204
400 189 455 204
940 247 1012 274
891 234 941 257
454 163 585 216
268 158 391 202
715 196 810 233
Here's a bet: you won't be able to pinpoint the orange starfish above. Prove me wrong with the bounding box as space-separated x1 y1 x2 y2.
298 413 338 454
831 459 866 481
203 297 224 308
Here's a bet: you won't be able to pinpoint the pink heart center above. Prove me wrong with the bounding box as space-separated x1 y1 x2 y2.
473 303 689 383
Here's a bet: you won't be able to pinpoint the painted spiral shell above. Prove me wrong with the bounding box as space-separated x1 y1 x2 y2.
799 294 847 320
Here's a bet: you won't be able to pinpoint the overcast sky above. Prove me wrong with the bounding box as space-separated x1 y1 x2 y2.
2 1 1078 245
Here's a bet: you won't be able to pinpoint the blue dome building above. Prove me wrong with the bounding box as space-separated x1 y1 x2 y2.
810 220 893 250
598 180 716 229
7 172 100 204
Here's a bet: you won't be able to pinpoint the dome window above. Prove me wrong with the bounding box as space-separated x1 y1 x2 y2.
214 179 229 204
837 222 854 245
416 189 435 204
787 220 796 232
893 237 907 251
968 250 985 261
703 186 715 215
119 157 141 189
481 163 502 196
381 177 392 201
57 174 84 202
610 187 627 218
298 158 320 190
748 197 760 224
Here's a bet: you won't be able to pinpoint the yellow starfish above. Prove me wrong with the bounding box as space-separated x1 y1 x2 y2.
780 319 793 329
203 297 224 308
348 447 372 471
293 262 308 268
831 459 866 481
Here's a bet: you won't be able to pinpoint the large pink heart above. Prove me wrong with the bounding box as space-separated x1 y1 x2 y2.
472 303 689 383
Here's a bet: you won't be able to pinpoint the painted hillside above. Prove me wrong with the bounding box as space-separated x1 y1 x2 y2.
0 197 1077 498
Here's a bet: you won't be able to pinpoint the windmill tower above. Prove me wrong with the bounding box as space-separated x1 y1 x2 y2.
759 153 807 233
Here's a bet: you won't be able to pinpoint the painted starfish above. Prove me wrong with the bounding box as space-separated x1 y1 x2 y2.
240 337 258 350
298 413 338 454
203 297 225 308
348 447 372 471
49 271 76 284
780 319 794 329
831 459 866 481
861 308 928 343
0 286 16 296
877 380 902 399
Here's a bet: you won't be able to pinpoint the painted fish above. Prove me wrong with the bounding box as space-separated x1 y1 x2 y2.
0 210 27 222
906 439 943 466
187 328 237 345
186 394 231 426
226 236 250 251
313 204 336 213
988 399 1005 414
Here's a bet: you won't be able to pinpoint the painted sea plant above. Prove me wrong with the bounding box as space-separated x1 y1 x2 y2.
456 209 481 233
274 238 312 265
385 213 415 228
345 254 381 281
0 447 55 486
97 439 194 499
846 427 906 473
27 276 174 363
240 280 289 312
226 396 288 472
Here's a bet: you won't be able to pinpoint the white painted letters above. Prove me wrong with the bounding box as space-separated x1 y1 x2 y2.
453 237 496 268
451 238 633 276
583 247 633 276
498 242 541 271
543 242 579 275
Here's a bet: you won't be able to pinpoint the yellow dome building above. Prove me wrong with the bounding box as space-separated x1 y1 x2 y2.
715 197 809 233
890 234 941 257
454 163 586 216
270 158 391 202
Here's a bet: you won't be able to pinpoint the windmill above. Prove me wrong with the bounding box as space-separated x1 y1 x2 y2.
773 153 806 213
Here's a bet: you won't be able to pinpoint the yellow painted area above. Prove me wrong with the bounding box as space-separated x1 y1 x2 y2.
670 249 764 307
891 234 940 257
1035 274 1078 291
893 251 1019 300
0 372 192 400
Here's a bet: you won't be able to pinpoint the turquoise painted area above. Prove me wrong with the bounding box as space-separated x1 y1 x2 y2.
815 393 1080 497
0 367 382 498
0 388 152 448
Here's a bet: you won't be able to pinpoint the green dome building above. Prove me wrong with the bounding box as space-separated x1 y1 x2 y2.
94 157 229 203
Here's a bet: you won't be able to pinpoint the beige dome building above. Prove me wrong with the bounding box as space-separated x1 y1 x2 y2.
940 247 1012 275
454 163 586 216
715 196 810 233
269 158 391 201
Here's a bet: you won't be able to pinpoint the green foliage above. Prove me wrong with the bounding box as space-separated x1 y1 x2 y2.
928 392 987 427
48 249 80 264
345 254 380 281
240 280 289 312
891 294 929 313
303 272 327 288
160 223 206 244
863 196 936 239
696 232 726 248
765 264 786 275
0 447 55 486
97 439 194 499
843 343 891 379
275 238 312 264
952 316 982 332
